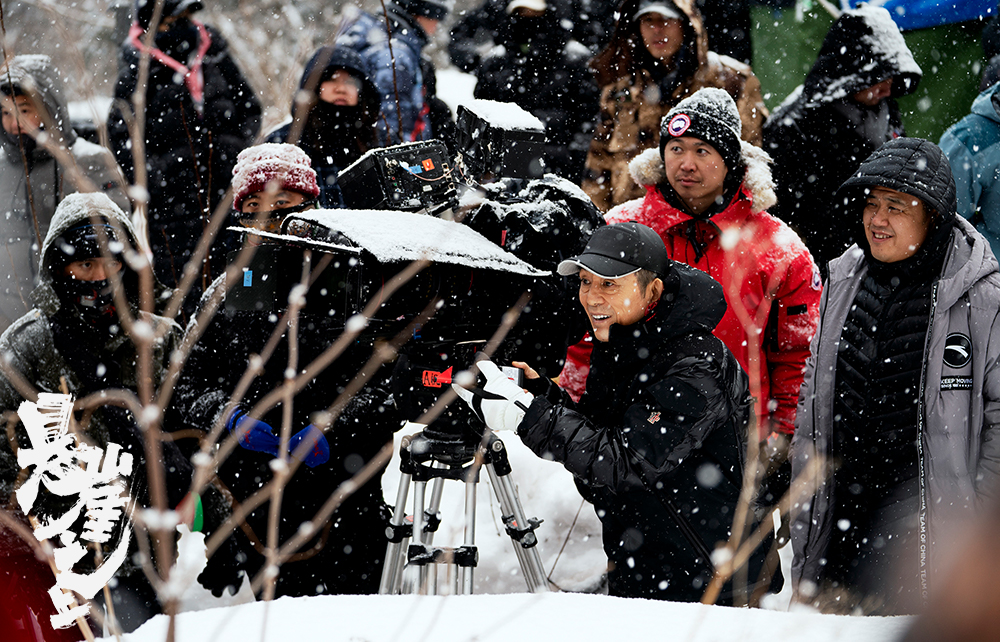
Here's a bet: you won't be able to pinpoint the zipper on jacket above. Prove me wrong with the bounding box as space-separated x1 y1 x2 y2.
914 280 937 609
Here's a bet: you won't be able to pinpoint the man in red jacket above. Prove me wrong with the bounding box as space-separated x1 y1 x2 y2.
600 87 821 483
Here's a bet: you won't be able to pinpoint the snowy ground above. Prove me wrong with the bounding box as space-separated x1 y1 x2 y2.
111 593 912 642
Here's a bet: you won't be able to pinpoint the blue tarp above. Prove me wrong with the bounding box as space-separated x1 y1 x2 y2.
844 0 995 31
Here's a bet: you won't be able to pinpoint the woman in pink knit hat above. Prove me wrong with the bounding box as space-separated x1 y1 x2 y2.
173 140 404 599
230 142 321 237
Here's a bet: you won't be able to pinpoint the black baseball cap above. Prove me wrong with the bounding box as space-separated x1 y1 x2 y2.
557 222 670 279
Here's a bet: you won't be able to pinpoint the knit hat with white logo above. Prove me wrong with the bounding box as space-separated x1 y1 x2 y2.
660 87 743 172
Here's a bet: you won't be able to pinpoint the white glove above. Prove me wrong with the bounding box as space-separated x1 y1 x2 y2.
452 359 534 433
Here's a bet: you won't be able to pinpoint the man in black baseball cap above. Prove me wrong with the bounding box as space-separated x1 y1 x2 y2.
557 222 670 341
454 221 774 603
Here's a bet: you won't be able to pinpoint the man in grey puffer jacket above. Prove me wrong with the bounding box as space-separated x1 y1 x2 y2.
791 137 1000 615
0 55 130 330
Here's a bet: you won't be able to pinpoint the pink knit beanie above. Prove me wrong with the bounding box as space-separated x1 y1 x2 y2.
231 143 320 211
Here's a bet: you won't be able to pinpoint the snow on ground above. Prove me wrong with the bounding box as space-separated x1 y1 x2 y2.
110 592 912 642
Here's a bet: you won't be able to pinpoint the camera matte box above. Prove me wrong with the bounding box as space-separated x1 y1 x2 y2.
456 102 546 179
338 140 456 212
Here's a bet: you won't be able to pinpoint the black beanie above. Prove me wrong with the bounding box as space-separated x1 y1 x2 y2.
660 87 743 172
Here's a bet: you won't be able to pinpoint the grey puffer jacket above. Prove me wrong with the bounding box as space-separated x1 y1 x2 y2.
0 55 130 329
791 214 1000 601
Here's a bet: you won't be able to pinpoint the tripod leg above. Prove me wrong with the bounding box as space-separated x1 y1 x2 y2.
379 471 412 594
460 475 477 594
410 480 431 594
424 473 446 547
486 462 550 593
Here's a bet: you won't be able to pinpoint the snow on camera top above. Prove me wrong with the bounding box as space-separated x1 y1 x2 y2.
460 99 544 131
290 209 549 276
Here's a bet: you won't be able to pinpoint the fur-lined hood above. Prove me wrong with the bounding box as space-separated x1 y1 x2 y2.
627 141 777 213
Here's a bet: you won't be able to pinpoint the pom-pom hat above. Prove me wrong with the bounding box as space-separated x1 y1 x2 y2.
231 143 320 211
558 222 670 279
660 87 743 172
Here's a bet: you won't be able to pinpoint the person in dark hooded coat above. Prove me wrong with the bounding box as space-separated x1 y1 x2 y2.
107 0 261 291
454 222 779 604
267 46 380 209
173 143 404 599
763 5 922 272
340 0 451 145
0 193 238 632
471 0 599 181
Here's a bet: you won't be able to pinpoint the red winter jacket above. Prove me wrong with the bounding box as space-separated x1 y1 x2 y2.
583 145 821 438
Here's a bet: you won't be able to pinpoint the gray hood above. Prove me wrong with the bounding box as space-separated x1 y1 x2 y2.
1 54 77 149
31 192 138 315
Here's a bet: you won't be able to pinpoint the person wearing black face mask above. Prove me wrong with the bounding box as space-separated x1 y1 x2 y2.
267 47 380 209
0 192 244 632
107 0 261 300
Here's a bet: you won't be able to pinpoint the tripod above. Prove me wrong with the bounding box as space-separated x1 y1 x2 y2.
379 426 550 595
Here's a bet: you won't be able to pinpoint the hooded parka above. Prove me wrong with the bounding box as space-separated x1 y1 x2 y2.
581 0 767 212
267 46 380 209
0 193 196 630
0 55 130 329
340 3 435 145
939 82 1000 259
518 261 778 602
603 141 821 438
791 138 1000 613
763 6 921 271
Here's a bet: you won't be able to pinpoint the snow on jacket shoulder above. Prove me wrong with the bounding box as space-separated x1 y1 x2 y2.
940 83 1000 258
604 145 821 437
762 6 920 270
791 216 1000 595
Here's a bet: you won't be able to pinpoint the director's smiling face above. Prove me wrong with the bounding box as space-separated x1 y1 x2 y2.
578 269 658 342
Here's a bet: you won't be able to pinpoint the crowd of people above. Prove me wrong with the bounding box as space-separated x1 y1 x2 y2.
2 0 1000 636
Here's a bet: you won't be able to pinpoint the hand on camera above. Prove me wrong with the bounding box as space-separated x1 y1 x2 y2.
452 359 533 433
226 409 330 467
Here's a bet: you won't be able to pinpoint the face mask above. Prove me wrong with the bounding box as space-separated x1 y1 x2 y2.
154 18 200 56
3 130 37 155
53 277 119 333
